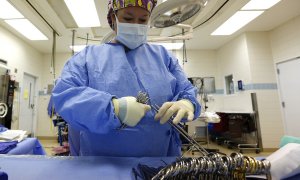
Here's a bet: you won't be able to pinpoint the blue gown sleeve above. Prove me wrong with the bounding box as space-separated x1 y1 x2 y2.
52 47 121 134
165 49 201 119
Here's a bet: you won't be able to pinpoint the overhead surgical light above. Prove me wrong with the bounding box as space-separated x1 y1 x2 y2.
151 0 208 28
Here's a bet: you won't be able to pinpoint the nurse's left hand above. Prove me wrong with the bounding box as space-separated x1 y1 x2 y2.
154 99 195 124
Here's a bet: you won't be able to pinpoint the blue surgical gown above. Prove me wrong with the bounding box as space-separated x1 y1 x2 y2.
52 43 201 157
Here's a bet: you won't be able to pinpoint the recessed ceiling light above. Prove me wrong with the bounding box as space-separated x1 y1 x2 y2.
64 0 100 27
241 0 281 10
5 19 48 40
0 0 24 19
211 11 264 36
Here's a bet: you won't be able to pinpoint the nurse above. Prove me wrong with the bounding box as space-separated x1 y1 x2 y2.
52 0 201 157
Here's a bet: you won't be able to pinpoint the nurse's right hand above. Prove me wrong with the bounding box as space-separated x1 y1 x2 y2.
112 97 151 127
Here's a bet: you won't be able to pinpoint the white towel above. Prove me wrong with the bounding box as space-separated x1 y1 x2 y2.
267 143 300 180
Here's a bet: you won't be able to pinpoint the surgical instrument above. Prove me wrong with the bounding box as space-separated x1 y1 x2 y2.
136 91 208 156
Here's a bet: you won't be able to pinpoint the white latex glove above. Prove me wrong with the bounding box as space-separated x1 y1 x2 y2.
154 99 194 124
112 97 151 127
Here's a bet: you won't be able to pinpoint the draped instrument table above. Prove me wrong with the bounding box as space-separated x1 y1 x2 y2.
6 138 46 155
0 155 175 180
0 155 299 180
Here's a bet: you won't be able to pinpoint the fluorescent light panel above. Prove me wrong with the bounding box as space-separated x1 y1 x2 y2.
5 19 48 40
0 0 24 19
211 11 263 35
64 0 100 27
151 42 184 50
242 0 281 10
70 45 87 52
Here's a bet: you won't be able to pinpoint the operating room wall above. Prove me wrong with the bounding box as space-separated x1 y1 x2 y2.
36 53 71 137
267 15 300 142
173 40 279 148
212 16 300 148
213 32 285 149
269 15 300 63
176 33 284 149
215 34 254 112
175 50 220 135
0 25 43 133
178 35 257 113
249 14 300 147
176 49 217 78
174 49 220 112
246 32 284 148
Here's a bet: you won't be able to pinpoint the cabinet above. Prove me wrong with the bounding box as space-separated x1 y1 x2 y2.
210 111 261 153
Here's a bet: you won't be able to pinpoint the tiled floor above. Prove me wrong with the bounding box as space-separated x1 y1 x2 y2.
38 138 275 158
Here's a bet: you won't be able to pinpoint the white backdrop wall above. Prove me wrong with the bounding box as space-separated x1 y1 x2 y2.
175 49 220 112
246 32 284 148
36 53 71 137
0 27 43 82
175 49 217 78
0 25 43 134
247 32 276 83
177 32 286 148
175 49 219 134
269 15 300 139
269 15 300 63
215 34 254 113
216 34 252 88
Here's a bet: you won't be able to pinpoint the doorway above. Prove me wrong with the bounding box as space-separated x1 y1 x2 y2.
277 57 300 137
19 73 37 135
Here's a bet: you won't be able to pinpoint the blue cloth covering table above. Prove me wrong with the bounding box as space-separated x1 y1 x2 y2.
6 138 46 155
0 155 175 180
0 155 299 180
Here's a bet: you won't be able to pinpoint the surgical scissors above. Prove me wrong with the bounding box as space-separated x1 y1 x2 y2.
136 91 208 156
118 92 208 156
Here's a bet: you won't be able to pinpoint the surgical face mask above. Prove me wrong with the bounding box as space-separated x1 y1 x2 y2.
114 15 148 49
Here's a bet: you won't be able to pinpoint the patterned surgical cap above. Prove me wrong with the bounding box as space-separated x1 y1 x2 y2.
107 0 157 29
